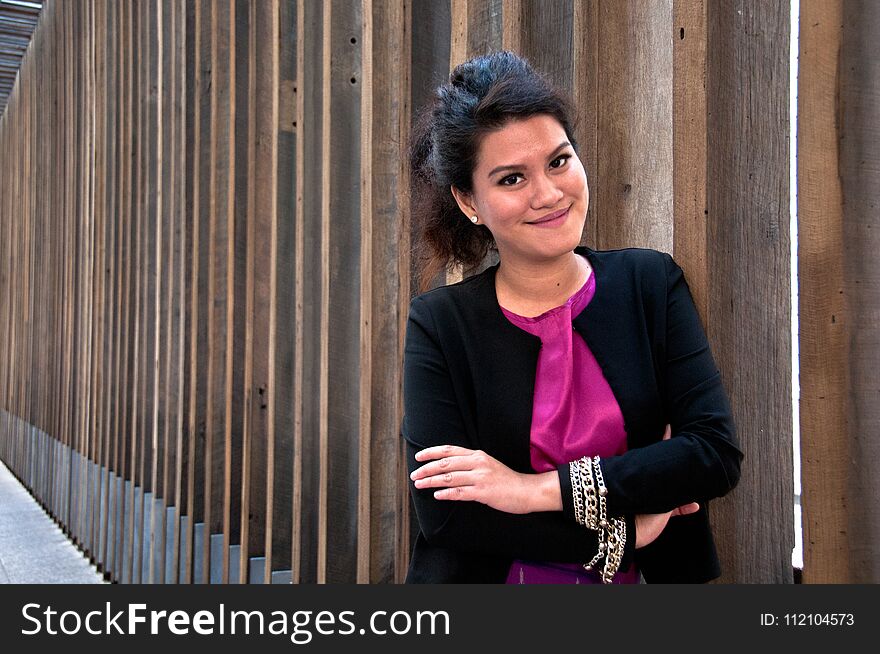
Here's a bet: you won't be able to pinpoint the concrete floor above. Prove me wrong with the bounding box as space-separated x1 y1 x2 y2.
0 460 106 584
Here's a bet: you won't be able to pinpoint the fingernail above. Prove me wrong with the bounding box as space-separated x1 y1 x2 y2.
409 471 416 480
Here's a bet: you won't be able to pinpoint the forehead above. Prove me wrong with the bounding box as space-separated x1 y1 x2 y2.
475 114 568 169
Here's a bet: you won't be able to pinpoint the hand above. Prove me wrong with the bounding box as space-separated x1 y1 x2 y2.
410 445 561 514
634 424 700 548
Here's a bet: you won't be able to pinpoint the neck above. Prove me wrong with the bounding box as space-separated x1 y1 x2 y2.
495 249 589 313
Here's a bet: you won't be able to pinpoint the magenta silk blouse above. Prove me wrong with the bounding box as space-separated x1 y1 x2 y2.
500 256 640 584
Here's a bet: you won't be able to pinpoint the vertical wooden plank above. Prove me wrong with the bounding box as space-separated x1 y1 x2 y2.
178 0 198 585
799 0 880 583
169 0 187 585
183 0 205 585
124 0 140 583
203 0 235 583
156 0 174 583
143 0 167 584
798 0 846 584
707 0 791 582
132 0 148 583
370 0 410 584
220 0 237 584
143 0 161 584
520 0 573 90
90 0 106 562
597 0 673 251
272 0 298 581
238 0 257 583
407 0 450 553
291 0 307 584
227 0 249 584
444 0 465 288
501 0 521 54
358 0 374 585
100 0 118 578
672 0 708 318
241 0 279 583
297 0 324 584
467 0 503 55
189 0 213 585
323 0 364 585
449 0 467 68
108 0 126 581
572 0 598 247
832 0 880 581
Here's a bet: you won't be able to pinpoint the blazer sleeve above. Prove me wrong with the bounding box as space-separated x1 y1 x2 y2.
591 253 743 516
402 295 636 567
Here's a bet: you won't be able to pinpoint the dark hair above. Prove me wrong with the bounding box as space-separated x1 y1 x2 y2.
409 51 578 292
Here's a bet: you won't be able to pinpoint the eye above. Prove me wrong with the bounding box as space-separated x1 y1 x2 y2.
550 154 571 169
499 173 524 186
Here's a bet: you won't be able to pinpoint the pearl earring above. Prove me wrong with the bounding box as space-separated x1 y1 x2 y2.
470 215 479 224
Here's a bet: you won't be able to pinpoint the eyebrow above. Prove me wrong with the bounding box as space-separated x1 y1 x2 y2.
486 141 572 178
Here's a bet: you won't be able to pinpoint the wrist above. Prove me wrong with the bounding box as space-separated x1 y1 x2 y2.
527 470 563 512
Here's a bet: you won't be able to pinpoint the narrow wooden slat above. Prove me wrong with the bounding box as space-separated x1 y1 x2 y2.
370 0 410 584
358 0 374 585
324 0 364 584
798 0 847 584
706 0 791 582
190 0 213 584
500 0 521 55
99 0 117 577
244 0 278 583
445 0 465 287
272 0 298 581
317 0 332 584
183 0 203 585
467 0 502 54
799 0 880 583
292 0 308 584
571 0 598 247
296 0 324 584
217 0 235 584
672 0 708 318
170 0 192 581
521 0 573 90
407 0 451 555
226 0 249 583
597 0 673 251
143 0 161 584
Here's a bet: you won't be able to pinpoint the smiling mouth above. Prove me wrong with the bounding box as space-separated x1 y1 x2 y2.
528 207 569 225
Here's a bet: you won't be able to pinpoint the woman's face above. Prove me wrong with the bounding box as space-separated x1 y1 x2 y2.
452 114 589 266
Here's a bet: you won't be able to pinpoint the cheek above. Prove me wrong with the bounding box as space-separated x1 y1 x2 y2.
478 191 527 224
567 166 589 198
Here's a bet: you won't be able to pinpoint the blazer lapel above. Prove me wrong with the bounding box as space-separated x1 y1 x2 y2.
465 263 541 473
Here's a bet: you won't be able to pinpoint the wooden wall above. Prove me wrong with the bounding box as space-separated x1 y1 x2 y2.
0 0 796 583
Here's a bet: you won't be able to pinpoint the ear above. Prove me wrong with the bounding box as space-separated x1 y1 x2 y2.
450 186 477 220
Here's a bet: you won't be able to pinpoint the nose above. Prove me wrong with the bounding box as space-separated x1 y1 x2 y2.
529 171 564 210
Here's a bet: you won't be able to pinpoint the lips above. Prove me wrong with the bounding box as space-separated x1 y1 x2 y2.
528 207 569 226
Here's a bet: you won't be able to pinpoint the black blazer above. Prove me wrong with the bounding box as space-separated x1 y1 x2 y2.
401 246 743 583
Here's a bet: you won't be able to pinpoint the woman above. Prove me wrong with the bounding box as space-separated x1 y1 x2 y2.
402 52 742 583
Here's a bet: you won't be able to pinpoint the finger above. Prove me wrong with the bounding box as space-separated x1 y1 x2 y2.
432 486 475 501
672 502 700 516
410 454 476 481
413 470 472 489
414 445 475 462
662 424 672 441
